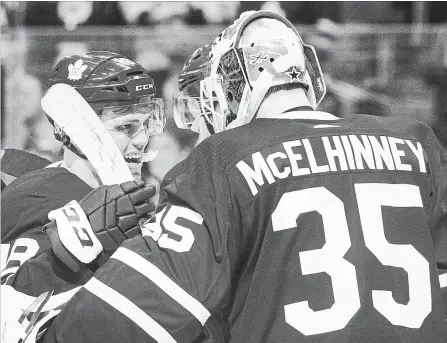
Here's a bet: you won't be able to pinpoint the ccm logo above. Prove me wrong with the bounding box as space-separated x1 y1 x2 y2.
135 84 153 91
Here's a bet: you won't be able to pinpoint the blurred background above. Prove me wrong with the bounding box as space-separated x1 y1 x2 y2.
1 1 447 191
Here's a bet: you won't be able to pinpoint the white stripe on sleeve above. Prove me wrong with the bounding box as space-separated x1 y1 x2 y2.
112 247 211 325
84 277 177 343
439 273 447 288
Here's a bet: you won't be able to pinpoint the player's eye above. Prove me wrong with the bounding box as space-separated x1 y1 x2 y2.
115 123 134 135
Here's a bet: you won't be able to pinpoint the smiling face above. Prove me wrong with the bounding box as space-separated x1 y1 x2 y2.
101 110 151 179
92 96 165 180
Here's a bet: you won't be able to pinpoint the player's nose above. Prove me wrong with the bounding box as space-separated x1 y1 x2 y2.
131 129 149 150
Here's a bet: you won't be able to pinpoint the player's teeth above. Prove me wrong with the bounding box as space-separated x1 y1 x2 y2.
124 153 141 162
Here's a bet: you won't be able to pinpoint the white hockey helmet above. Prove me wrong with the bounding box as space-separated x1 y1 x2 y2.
201 10 326 132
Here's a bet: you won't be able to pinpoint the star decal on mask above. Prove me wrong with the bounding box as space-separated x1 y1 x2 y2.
285 66 304 82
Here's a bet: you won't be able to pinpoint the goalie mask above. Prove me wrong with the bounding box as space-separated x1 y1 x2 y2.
203 10 326 132
45 51 166 159
173 44 216 135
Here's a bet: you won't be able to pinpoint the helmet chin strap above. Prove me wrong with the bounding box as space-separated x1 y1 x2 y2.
142 149 158 162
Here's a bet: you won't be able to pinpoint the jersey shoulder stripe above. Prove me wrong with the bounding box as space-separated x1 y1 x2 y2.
111 247 211 325
84 277 177 343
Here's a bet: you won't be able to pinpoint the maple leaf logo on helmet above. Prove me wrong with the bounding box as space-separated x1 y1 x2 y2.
68 59 88 81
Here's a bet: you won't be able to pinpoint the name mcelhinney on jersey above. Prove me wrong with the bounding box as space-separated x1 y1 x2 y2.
234 134 427 196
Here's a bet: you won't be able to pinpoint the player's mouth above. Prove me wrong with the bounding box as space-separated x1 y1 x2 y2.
124 153 142 168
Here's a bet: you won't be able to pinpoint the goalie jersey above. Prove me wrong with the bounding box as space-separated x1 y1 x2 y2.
44 113 447 343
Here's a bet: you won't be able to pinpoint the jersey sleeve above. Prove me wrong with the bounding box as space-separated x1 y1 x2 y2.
0 169 94 343
1 251 92 343
418 123 447 314
433 147 447 314
1 168 91 280
43 141 240 343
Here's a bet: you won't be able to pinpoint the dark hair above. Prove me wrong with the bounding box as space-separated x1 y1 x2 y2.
265 83 306 97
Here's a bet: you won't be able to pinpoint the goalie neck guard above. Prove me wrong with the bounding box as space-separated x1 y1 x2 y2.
45 51 165 159
204 10 326 132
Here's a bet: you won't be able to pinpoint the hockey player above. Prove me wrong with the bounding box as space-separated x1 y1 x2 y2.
1 52 163 341
44 51 165 183
36 12 447 343
1 52 165 277
1 51 165 276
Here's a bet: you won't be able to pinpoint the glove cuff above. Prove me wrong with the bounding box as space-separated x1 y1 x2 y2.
45 201 103 272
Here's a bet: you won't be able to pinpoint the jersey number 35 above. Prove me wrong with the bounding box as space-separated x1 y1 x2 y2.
272 183 431 335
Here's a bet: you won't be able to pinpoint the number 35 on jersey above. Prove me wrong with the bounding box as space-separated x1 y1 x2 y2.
272 183 431 336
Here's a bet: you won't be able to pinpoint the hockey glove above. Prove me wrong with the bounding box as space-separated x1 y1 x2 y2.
43 180 156 272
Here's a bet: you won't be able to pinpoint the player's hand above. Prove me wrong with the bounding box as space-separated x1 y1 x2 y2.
79 179 156 252
43 180 156 272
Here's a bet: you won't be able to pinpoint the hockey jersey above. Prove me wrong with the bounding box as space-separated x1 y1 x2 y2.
40 113 447 342
1 167 92 279
1 167 94 342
